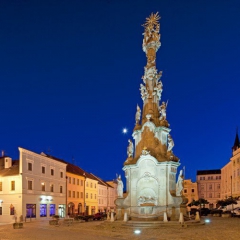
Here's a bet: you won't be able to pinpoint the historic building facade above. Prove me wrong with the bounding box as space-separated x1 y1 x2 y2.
196 169 221 209
183 179 198 206
66 163 85 216
84 172 98 215
221 131 240 198
0 148 67 223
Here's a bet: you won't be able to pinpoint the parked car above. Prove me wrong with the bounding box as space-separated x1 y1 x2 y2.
189 208 210 216
199 208 211 216
77 215 94 222
93 212 107 220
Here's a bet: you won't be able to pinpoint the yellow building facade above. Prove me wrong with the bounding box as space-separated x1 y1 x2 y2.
85 172 98 215
183 179 199 204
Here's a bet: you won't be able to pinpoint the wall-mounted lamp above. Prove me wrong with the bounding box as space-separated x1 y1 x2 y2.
39 198 42 201
0 200 3 203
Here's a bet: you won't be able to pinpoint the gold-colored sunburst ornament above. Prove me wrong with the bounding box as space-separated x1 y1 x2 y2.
142 12 161 28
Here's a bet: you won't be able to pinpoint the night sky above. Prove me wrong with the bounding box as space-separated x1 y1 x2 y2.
1 0 240 184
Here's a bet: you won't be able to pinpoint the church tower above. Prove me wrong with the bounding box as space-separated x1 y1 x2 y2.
117 13 186 221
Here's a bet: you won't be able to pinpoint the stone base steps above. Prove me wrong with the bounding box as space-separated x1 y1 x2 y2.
122 220 204 228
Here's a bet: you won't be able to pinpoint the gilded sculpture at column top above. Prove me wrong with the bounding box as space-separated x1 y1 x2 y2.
142 12 161 53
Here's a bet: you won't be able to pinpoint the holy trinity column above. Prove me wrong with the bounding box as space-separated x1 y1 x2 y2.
126 12 178 165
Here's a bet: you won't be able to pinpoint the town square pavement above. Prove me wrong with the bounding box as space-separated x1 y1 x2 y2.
0 216 240 240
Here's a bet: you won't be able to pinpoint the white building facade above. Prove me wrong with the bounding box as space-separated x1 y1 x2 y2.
0 148 67 223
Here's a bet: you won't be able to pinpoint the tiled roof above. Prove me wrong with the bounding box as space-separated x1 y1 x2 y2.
90 173 114 188
197 169 221 175
0 160 19 177
43 153 89 178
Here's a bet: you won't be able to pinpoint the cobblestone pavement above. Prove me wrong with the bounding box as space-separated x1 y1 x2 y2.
0 216 240 240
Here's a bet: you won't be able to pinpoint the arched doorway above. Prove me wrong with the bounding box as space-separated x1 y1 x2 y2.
68 202 75 216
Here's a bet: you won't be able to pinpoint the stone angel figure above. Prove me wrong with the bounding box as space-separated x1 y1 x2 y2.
159 100 168 121
167 134 174 152
116 174 124 198
135 105 141 125
127 139 134 158
139 84 149 101
176 170 184 196
153 80 163 100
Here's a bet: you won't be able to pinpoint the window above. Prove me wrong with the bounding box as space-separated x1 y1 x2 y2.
77 179 79 185
42 166 45 174
201 185 204 190
60 172 63 178
209 193 212 198
73 191 75 198
69 190 71 197
86 182 88 187
28 162 32 171
208 176 211 180
217 193 220 198
209 184 212 190
95 194 96 199
11 181 15 191
184 189 187 193
60 186 63 193
77 192 79 198
51 169 54 176
219 176 221 180
69 177 71 184
95 184 96 188
90 183 92 188
91 193 92 199
50 184 54 192
28 180 33 190
217 184 220 189
81 192 83 198
0 181 2 191
41 183 45 191
191 189 194 193
0 207 2 215
81 180 83 186
73 178 75 185
203 177 205 180
86 193 88 199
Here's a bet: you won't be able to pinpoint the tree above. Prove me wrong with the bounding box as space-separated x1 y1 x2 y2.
217 197 237 207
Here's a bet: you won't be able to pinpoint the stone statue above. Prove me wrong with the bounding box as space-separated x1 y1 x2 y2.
139 84 148 100
135 105 141 125
176 170 184 196
127 139 134 158
167 134 174 152
153 80 163 100
117 175 124 198
142 12 161 53
159 101 167 121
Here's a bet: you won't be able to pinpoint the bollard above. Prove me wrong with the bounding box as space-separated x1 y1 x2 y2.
123 212 128 222
179 212 184 224
163 212 168 222
110 212 114 222
195 211 200 222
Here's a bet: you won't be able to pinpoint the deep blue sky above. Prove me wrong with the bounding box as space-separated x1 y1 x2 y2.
0 0 240 183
